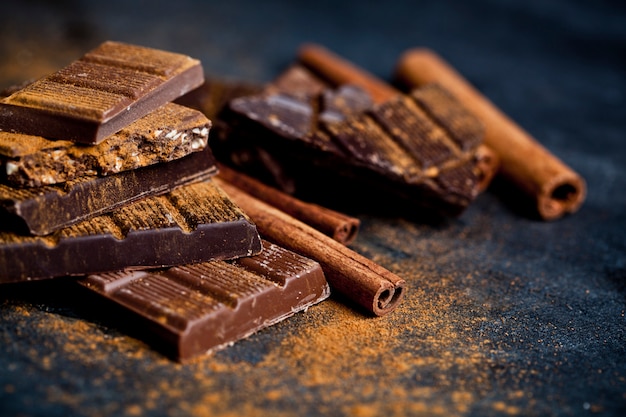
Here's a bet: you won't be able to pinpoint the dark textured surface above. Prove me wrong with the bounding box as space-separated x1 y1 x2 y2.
0 1 625 416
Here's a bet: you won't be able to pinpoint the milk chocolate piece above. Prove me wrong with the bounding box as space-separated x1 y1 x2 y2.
0 103 211 187
0 180 262 284
0 148 217 236
225 66 485 216
0 41 204 144
79 240 330 361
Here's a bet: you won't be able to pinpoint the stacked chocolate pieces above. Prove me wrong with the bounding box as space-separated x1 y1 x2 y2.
0 41 330 361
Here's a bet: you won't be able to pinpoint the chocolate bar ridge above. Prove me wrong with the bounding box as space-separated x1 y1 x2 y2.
0 103 211 187
0 41 204 144
0 148 218 236
0 180 262 283
80 240 330 361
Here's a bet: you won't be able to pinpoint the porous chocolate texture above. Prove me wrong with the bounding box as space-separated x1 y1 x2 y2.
0 148 218 236
0 41 204 144
223 65 485 216
0 180 262 284
79 240 330 361
0 103 211 187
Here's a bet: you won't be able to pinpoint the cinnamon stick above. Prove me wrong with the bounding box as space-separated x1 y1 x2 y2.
393 48 586 220
217 164 360 245
297 43 499 193
214 177 406 317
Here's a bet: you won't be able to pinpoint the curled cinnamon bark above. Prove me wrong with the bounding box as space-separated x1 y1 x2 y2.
394 48 586 220
217 164 360 245
215 177 406 317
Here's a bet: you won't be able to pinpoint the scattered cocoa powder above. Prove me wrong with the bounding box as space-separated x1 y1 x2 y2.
0 216 537 417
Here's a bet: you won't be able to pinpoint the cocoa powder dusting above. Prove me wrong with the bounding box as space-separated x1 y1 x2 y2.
4 207 540 417
0 214 531 416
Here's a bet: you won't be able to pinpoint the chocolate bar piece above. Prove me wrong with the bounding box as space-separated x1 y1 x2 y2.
223 65 485 216
0 103 210 187
0 148 217 236
79 240 330 361
0 180 262 284
0 41 203 144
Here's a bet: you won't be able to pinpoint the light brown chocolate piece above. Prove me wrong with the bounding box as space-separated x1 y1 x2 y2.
0 103 210 187
0 41 204 144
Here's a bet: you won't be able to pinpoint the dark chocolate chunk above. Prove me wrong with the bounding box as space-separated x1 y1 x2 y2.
0 41 204 144
0 103 211 187
79 240 330 361
0 148 217 236
0 180 262 284
223 65 485 216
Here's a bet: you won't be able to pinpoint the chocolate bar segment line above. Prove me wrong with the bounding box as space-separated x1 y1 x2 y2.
79 240 330 361
0 41 204 144
0 148 217 236
0 180 262 284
